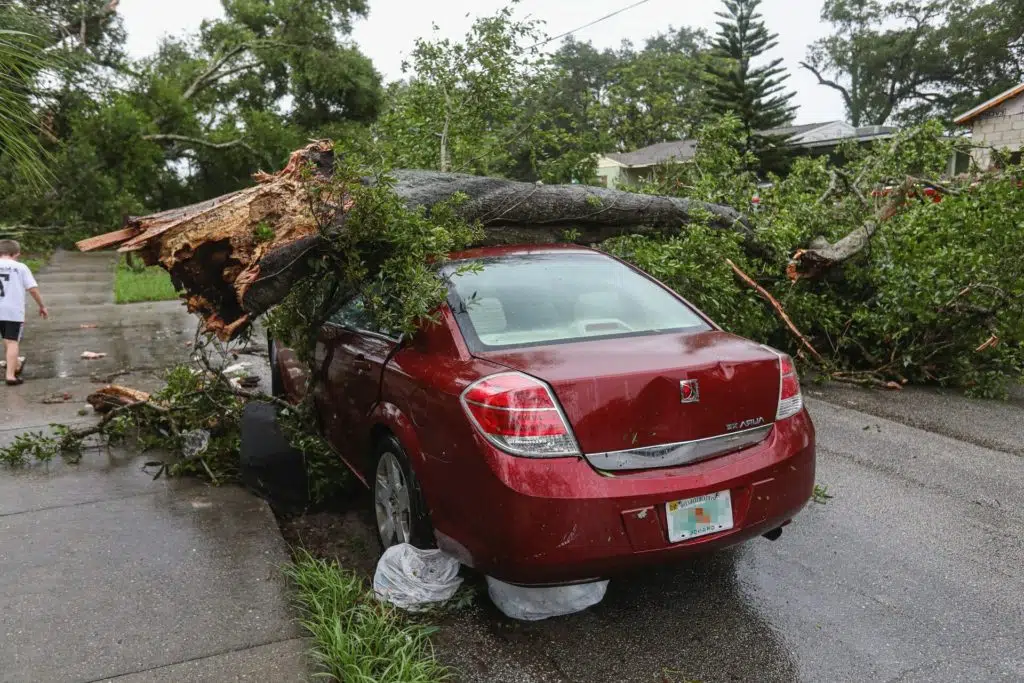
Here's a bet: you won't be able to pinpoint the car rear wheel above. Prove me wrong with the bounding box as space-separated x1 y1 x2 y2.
372 435 434 550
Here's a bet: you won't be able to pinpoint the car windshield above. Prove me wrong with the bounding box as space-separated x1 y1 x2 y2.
444 251 711 351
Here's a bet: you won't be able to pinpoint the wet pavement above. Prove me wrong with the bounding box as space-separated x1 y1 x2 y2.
427 386 1024 683
0 252 306 682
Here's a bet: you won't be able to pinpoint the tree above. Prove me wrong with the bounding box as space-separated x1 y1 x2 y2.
705 0 797 138
0 0 384 231
802 0 1024 125
599 28 712 150
373 6 544 176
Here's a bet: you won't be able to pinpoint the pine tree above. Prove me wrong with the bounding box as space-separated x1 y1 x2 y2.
705 0 797 169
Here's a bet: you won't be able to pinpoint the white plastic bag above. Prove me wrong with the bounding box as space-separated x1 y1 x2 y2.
486 576 609 621
373 544 463 611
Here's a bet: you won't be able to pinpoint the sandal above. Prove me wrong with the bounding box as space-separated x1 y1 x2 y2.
6 378 24 386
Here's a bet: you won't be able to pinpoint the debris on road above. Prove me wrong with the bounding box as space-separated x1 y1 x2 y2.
79 323 98 329
486 576 609 621
87 385 151 413
373 544 463 611
80 351 107 360
41 392 73 404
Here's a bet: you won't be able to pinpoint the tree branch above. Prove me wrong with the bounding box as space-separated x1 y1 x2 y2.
799 61 853 114
182 43 255 101
142 133 256 154
726 259 826 366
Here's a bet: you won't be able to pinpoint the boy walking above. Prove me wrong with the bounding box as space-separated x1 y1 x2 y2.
0 239 48 386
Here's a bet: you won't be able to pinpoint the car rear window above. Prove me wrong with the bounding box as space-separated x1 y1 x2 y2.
444 252 711 351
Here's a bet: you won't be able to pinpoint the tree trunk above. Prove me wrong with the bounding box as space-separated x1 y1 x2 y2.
78 141 755 339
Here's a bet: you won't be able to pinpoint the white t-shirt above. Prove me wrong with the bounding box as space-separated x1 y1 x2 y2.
0 259 39 323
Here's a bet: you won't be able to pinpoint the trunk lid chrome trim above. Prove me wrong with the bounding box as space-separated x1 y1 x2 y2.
585 424 773 471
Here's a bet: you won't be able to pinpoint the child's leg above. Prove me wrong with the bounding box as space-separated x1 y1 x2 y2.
4 338 18 381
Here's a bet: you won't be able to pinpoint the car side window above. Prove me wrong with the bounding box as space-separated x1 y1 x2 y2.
328 296 376 331
327 295 398 338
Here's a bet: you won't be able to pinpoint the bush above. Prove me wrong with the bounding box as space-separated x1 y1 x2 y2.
615 116 1024 397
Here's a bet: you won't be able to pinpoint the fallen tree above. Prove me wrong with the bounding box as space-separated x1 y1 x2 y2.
78 141 754 339
78 120 1024 397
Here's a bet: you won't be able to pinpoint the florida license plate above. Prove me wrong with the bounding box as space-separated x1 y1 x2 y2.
666 490 734 543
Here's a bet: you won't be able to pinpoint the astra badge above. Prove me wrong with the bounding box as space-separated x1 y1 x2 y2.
680 379 700 403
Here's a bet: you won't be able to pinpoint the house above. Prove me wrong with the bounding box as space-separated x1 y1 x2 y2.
954 83 1024 170
595 121 898 188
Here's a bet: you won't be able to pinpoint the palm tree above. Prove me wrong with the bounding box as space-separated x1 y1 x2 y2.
0 27 50 186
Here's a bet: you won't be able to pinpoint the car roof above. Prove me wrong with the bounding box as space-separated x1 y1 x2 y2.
446 243 601 261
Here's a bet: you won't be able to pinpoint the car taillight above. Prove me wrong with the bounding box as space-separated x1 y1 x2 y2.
776 354 803 420
460 372 580 457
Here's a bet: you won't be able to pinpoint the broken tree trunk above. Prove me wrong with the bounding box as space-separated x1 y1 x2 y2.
787 176 918 280
87 385 152 413
78 141 755 339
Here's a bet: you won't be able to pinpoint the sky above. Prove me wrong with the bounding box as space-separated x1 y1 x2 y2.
118 0 847 125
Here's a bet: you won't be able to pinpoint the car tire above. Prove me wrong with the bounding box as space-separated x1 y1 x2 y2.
267 331 284 399
371 434 435 551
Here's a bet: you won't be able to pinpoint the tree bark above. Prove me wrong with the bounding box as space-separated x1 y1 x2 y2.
78 141 756 339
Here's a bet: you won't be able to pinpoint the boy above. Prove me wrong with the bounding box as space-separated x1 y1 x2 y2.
0 239 48 386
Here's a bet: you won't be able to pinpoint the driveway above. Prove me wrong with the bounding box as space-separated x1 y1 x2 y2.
429 384 1024 682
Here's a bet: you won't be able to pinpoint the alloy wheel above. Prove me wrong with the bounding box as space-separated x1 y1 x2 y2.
374 451 412 547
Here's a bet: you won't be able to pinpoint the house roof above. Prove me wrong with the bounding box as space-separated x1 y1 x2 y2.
605 139 697 167
954 83 1024 125
602 121 898 168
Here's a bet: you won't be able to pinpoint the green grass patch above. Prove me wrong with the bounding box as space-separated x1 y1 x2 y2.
21 251 51 274
114 256 179 304
285 550 450 682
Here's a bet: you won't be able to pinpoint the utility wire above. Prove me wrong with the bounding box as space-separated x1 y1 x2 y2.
529 0 656 49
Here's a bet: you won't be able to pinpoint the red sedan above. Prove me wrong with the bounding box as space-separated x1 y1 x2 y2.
271 245 815 585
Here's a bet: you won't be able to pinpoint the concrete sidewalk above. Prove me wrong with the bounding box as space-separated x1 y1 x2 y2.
1 252 307 682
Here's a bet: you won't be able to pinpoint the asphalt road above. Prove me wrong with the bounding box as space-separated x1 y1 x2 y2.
434 385 1024 683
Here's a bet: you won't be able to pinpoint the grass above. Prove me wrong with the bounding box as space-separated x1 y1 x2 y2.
114 256 179 304
285 550 450 682
21 251 51 274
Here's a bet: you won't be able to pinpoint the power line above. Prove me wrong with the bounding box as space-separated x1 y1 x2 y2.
529 0 656 50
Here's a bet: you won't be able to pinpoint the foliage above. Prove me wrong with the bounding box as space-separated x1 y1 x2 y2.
266 159 482 360
0 23 51 186
595 29 712 152
611 118 1024 397
704 0 797 171
803 0 1024 125
812 484 834 504
0 353 349 501
0 0 382 232
285 550 450 682
114 256 179 304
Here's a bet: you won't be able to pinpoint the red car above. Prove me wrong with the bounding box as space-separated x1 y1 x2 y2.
271 245 815 585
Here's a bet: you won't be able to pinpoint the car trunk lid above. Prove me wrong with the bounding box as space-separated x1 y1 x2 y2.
476 331 780 460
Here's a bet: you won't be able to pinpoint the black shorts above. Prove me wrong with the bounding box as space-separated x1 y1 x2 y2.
0 321 23 341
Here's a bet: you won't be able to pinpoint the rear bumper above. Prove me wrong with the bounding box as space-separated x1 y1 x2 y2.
439 409 815 585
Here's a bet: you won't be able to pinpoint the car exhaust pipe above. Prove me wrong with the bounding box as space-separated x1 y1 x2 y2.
762 527 783 541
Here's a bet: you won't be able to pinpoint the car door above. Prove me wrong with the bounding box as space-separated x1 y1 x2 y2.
315 295 399 481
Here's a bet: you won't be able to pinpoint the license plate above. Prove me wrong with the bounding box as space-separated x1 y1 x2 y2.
666 490 734 543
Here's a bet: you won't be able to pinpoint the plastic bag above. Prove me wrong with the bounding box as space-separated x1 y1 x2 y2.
180 429 210 458
373 544 463 611
486 576 609 621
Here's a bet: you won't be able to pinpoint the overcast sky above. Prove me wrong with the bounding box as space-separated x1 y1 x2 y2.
118 0 846 125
